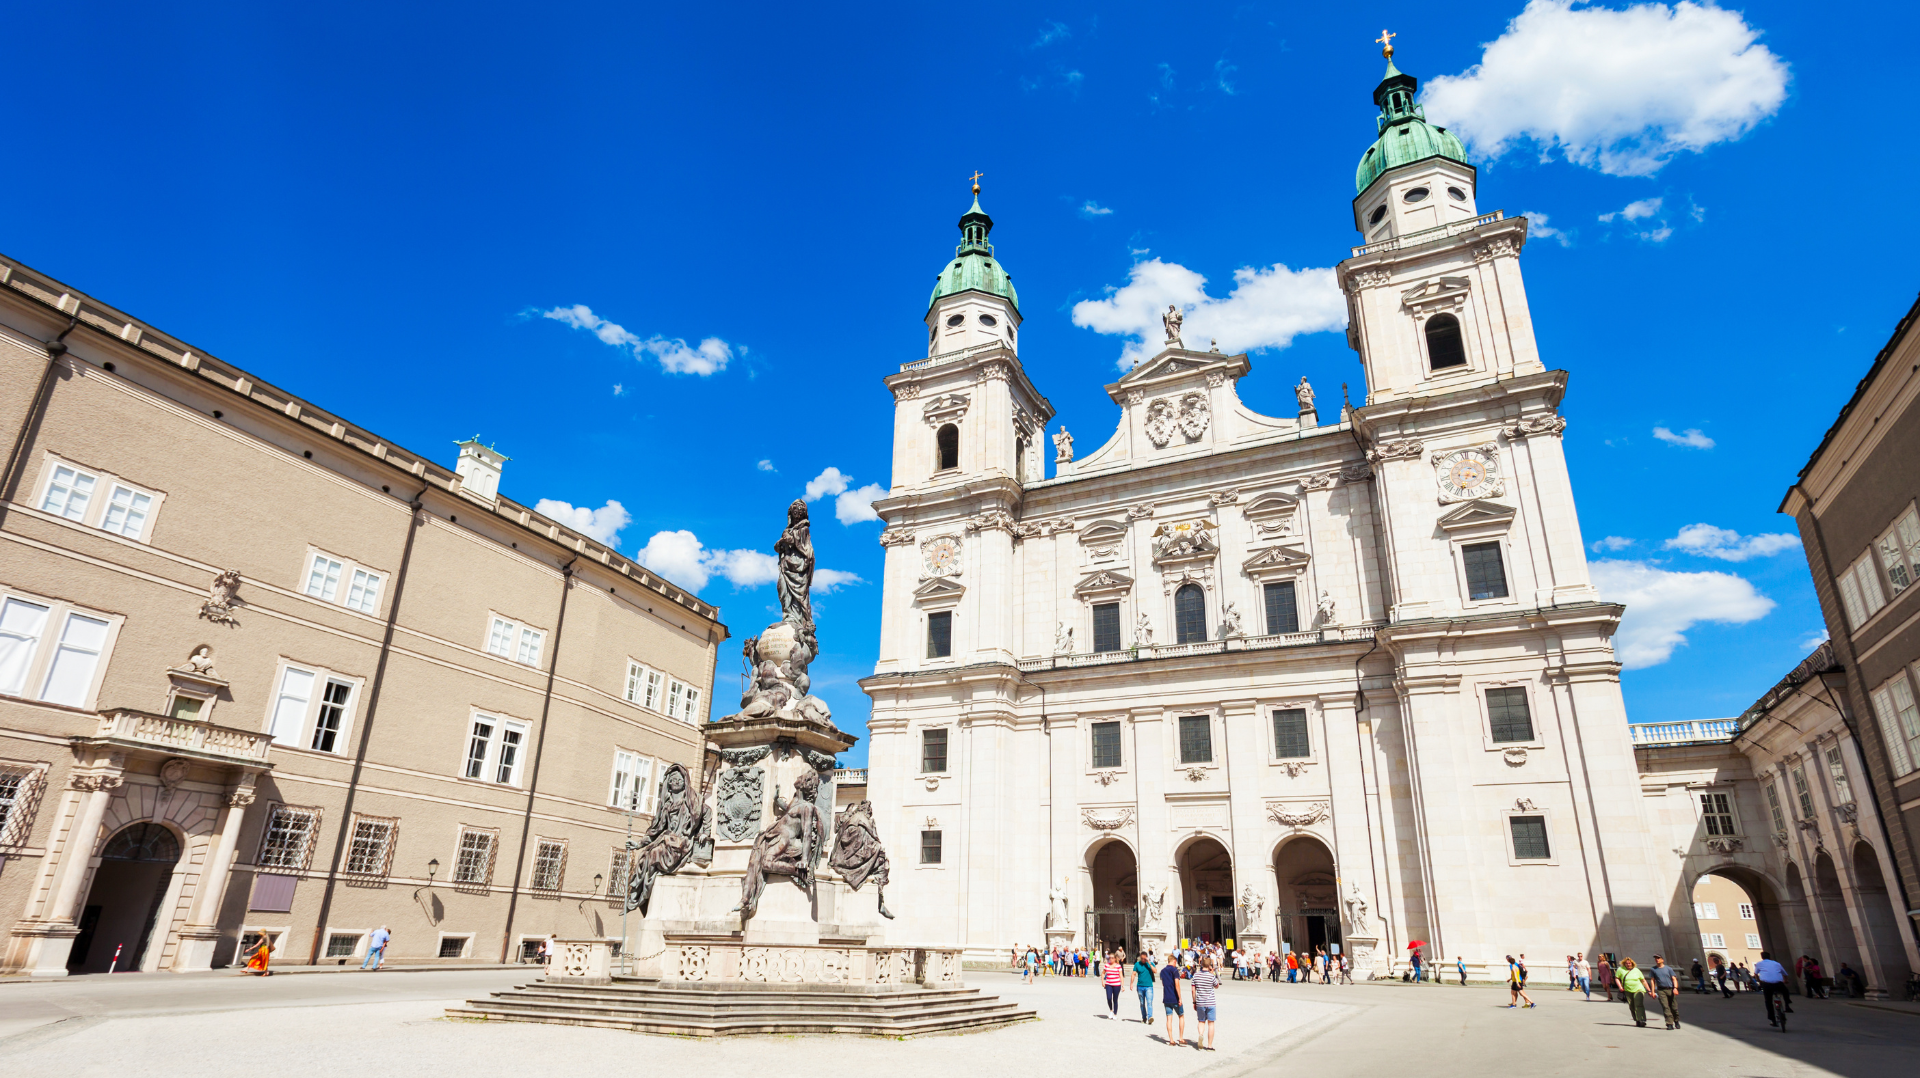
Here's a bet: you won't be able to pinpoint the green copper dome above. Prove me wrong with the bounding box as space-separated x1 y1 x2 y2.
927 193 1020 315
1355 58 1470 195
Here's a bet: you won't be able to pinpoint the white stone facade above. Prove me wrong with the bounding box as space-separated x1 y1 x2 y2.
861 169 1669 978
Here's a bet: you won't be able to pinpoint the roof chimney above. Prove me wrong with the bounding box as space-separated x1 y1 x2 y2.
453 436 508 503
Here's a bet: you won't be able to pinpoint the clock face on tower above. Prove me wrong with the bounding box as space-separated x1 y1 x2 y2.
921 535 963 578
1433 445 1504 504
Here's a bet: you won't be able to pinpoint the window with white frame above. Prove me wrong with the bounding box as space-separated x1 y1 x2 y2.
681 685 702 723
485 615 545 666
1837 549 1889 629
303 551 385 615
609 750 656 813
343 815 397 876
530 839 566 891
256 804 320 870
0 592 118 709
667 679 685 719
1869 673 1920 778
1745 933 1762 949
1875 506 1920 598
1825 745 1854 805
1791 765 1817 819
1765 782 1788 833
452 827 497 886
1699 791 1738 836
1739 903 1755 920
1089 720 1123 769
0 764 41 845
1701 932 1726 949
1694 902 1719 919
266 664 359 753
33 458 164 542
462 713 528 786
625 660 646 705
1509 815 1551 860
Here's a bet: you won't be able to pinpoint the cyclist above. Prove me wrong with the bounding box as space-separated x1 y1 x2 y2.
1754 951 1791 1029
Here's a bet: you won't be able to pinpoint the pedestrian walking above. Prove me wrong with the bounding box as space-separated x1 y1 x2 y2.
1411 948 1424 983
1102 949 1125 1018
1286 951 1299 982
1618 958 1649 1026
1648 955 1681 1029
1338 954 1353 984
242 937 273 976
1596 954 1616 1002
1712 955 1732 998
1192 957 1221 1051
1160 953 1188 1048
1692 957 1706 994
1457 956 1468 986
1574 952 1591 999
1567 955 1578 991
1505 954 1535 1008
1133 951 1157 1022
361 925 391 970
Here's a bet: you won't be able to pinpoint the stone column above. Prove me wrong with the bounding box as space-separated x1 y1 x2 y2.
1220 698 1264 948
1131 708 1171 954
1321 693 1383 977
173 787 255 970
20 772 122 976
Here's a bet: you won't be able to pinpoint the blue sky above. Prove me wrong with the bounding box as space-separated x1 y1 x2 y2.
7 2 1915 766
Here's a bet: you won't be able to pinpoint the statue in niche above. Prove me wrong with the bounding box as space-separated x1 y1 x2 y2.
1239 882 1266 923
624 763 713 916
1053 426 1074 463
738 769 828 920
1218 602 1245 639
1345 882 1372 934
1296 376 1316 414
183 645 217 676
1054 622 1074 654
1047 876 1071 929
829 800 895 919
1317 591 1337 626
1162 304 1184 346
1134 611 1154 647
1140 883 1166 926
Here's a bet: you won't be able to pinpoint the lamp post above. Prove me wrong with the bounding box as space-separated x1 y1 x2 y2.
427 858 439 887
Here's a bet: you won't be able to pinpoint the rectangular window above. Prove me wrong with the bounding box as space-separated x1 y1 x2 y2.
1092 602 1122 653
1700 792 1737 836
100 484 153 539
1877 507 1920 597
345 569 383 614
1791 765 1816 818
682 687 701 723
1263 581 1300 635
609 750 653 812
1765 782 1787 832
495 722 526 785
644 670 663 710
452 829 496 885
625 661 645 704
1838 551 1888 629
1178 715 1213 764
1702 933 1726 949
920 829 942 864
1870 677 1920 777
1739 903 1755 920
486 617 515 658
1825 745 1853 805
607 850 630 898
326 933 360 958
516 627 544 666
271 668 316 745
1273 708 1311 759
1462 541 1510 601
305 554 344 603
531 840 566 892
344 815 396 876
1745 933 1763 949
439 936 469 958
0 766 33 844
310 679 352 753
37 613 107 707
1509 815 1550 860
927 611 952 658
0 598 51 696
667 680 684 719
1694 902 1719 919
39 464 96 521
1090 720 1122 769
1486 686 1534 743
256 805 319 869
464 719 494 779
921 728 948 773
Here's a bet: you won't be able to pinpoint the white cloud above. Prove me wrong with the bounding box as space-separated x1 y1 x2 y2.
1522 211 1571 246
1798 629 1830 652
534 498 630 546
1031 20 1070 48
1421 0 1790 177
1590 558 1775 668
803 466 886 525
1599 196 1675 242
1080 200 1113 218
1662 523 1801 562
540 304 733 376
634 530 777 592
1652 426 1715 449
1071 258 1346 370
612 383 626 396
756 459 777 472
1598 197 1663 222
812 568 865 594
1591 535 1635 553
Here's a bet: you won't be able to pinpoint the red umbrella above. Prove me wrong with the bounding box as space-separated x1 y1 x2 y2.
1407 941 1426 950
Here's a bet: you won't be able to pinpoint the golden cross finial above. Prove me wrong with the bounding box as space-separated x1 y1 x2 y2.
1376 28 1395 58
969 170 984 195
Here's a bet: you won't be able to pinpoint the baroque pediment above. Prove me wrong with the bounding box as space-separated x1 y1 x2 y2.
1435 499 1516 533
912 576 967 604
1400 276 1471 320
1073 569 1135 597
1078 519 1128 546
1242 492 1300 540
1241 543 1311 580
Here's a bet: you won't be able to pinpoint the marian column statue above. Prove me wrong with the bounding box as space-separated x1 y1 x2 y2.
775 499 814 638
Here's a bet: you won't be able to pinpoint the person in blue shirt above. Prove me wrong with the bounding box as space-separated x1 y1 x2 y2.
361 925 390 970
1753 951 1792 1026
1160 955 1189 1048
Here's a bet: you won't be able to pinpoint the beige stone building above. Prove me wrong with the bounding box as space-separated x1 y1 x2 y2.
0 251 725 975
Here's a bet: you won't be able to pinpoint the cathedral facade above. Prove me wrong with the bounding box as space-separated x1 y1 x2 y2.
859 57 1668 977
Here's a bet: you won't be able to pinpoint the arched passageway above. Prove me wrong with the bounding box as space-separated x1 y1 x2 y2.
1085 838 1139 954
69 822 181 974
1694 865 1796 989
1175 836 1234 945
1849 842 1913 993
1273 836 1340 955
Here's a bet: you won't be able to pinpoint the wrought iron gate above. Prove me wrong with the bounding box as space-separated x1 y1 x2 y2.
1085 907 1139 955
1173 908 1238 947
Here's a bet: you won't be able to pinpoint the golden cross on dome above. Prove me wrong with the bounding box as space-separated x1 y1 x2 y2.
969 170 984 194
1376 28 1396 58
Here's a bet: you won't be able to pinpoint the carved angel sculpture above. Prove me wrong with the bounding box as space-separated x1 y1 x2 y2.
828 800 895 919
199 569 243 624
625 763 712 916
738 770 827 920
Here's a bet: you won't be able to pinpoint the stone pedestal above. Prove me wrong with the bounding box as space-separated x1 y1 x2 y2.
549 938 613 985
1044 925 1076 950
1345 935 1381 980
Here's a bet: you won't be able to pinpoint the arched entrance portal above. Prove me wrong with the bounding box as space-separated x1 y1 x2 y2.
69 822 181 974
1273 835 1340 955
1693 865 1796 988
1085 839 1139 954
1176 836 1234 946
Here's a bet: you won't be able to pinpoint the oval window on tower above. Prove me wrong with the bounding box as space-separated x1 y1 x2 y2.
980 314 997 327
946 314 964 327
1447 186 1468 202
1368 205 1387 226
1403 187 1430 203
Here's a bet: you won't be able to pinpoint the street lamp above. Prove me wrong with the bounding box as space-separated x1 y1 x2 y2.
427 858 439 887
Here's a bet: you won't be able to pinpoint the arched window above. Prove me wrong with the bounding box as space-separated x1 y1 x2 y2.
1174 584 1206 644
1425 313 1468 371
936 424 959 471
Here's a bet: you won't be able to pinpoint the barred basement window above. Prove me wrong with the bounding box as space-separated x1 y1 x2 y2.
1092 602 1122 653
0 765 38 844
1090 721 1122 769
439 936 468 958
326 933 360 958
607 849 630 898
1178 715 1213 764
452 828 497 886
343 815 397 876
1510 815 1550 860
1699 792 1737 837
1462 541 1509 601
921 728 949 773
257 805 319 870
531 839 567 892
921 829 942 864
1486 687 1534 743
1263 581 1299 635
1272 708 1310 759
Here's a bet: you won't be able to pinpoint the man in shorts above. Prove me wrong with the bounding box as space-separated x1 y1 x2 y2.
1160 954 1188 1047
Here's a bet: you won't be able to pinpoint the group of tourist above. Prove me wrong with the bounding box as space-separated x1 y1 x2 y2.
1011 945 1096 980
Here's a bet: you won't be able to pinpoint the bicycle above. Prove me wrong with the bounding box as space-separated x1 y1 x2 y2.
1764 985 1788 1032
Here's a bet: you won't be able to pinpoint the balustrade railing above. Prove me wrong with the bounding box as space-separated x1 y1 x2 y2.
1016 624 1385 672
1351 211 1505 257
1627 719 1740 746
96 708 275 761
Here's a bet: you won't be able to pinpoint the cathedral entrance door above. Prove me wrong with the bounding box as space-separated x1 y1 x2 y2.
68 822 181 974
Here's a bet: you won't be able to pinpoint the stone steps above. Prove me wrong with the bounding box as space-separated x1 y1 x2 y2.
447 980 1037 1038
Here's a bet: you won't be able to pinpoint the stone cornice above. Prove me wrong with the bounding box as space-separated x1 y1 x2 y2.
885 342 1055 424
1351 369 1569 440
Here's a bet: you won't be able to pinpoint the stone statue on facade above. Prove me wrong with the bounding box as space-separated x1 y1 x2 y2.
200 569 242 624
738 769 828 920
1047 876 1070 929
1162 304 1183 346
1140 884 1166 927
1239 882 1266 923
728 500 834 726
1054 622 1074 654
1134 612 1153 647
1316 590 1337 626
1344 883 1371 934
1296 376 1315 415
1218 601 1245 639
1053 426 1073 463
625 763 713 916
828 800 895 920
184 645 217 676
